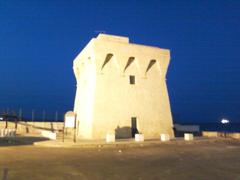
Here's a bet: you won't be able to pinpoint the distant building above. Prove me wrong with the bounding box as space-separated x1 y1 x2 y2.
73 34 174 139
173 124 200 137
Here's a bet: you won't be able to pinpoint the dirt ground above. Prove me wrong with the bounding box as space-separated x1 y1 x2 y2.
0 139 240 180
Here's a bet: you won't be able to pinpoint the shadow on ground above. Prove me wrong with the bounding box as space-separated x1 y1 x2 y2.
0 136 49 147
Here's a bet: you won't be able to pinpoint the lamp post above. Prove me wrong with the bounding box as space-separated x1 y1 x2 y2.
221 119 229 138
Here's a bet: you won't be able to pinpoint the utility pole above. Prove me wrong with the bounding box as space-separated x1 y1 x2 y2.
32 109 35 122
55 111 58 122
19 108 22 121
42 110 46 122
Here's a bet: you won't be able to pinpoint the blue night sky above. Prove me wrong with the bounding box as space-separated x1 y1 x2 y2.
0 0 239 122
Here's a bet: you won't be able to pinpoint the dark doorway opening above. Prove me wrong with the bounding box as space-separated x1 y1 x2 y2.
129 75 135 84
131 117 138 137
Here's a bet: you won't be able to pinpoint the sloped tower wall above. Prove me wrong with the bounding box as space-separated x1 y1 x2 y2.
73 34 174 139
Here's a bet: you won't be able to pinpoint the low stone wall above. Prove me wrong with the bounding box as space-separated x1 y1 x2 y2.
0 121 16 129
202 131 218 137
0 121 5 128
0 121 64 135
24 121 64 131
15 122 39 134
203 131 240 139
228 133 240 139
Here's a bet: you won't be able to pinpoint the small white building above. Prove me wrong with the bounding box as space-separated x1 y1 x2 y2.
73 34 174 139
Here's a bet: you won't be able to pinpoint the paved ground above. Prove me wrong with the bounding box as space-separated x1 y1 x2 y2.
0 138 240 180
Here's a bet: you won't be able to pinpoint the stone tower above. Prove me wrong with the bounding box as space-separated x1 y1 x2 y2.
73 34 174 139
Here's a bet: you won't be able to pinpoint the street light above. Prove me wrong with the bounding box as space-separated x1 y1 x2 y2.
221 119 229 124
221 118 230 138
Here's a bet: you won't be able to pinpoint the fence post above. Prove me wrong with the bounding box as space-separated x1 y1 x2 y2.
32 109 35 122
